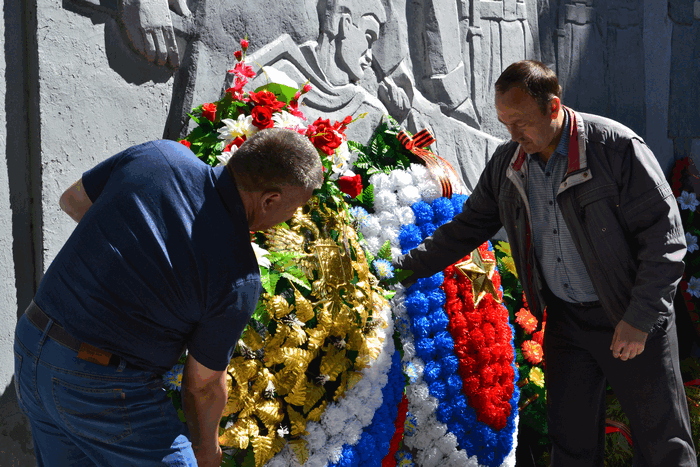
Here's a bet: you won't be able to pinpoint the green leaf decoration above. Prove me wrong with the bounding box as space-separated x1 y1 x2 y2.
254 83 299 104
376 240 392 261
280 271 312 292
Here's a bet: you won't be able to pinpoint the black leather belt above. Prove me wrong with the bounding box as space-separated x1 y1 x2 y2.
25 301 127 368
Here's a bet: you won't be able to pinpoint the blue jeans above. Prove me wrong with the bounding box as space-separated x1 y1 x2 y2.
13 313 198 466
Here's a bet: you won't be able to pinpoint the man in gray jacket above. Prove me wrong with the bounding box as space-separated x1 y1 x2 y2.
397 60 697 465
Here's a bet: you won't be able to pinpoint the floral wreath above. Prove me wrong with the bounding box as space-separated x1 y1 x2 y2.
163 38 521 466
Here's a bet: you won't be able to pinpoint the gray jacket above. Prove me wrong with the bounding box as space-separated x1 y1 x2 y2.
397 108 686 332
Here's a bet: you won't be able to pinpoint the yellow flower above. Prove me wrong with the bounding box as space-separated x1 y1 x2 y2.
529 366 545 388
495 242 518 277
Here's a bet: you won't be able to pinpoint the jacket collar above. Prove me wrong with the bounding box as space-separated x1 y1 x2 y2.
509 107 591 190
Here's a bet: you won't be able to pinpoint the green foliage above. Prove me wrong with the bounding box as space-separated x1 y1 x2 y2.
255 82 298 103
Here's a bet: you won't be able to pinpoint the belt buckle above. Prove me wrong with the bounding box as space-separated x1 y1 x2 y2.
77 342 112 366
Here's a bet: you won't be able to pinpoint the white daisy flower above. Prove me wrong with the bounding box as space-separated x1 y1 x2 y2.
251 242 271 268
217 114 256 141
216 148 236 166
678 190 700 211
272 110 305 130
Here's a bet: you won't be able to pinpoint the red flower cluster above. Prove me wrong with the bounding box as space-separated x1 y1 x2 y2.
306 117 351 155
382 395 409 467
442 244 515 431
337 174 363 198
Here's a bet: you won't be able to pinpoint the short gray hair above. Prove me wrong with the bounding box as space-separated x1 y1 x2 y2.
227 128 323 192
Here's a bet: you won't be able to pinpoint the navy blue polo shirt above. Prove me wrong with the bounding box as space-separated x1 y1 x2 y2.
35 140 261 374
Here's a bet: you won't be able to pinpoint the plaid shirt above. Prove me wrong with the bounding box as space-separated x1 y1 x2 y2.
528 112 599 303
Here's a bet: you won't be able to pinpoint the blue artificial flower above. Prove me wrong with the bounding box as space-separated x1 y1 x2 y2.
431 197 455 224
410 315 432 339
373 258 395 280
419 222 437 238
687 232 699 253
678 191 700 211
423 360 442 384
687 276 700 298
349 206 370 227
451 194 468 213
404 362 420 384
426 289 446 312
399 224 423 252
162 363 185 391
404 291 429 316
404 413 418 437
411 201 434 225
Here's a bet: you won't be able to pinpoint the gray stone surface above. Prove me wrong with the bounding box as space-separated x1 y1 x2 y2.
2 0 699 462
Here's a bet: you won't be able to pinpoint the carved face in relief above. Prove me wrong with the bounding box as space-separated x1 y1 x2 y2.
337 14 381 83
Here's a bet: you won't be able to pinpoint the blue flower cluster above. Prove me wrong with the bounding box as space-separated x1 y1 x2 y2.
329 350 404 467
399 195 519 467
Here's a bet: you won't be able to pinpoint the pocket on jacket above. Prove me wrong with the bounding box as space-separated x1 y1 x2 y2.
52 377 132 444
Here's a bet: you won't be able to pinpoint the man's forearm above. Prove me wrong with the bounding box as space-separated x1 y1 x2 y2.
182 375 227 463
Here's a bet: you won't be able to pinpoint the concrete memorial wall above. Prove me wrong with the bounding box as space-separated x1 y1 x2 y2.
1 0 698 463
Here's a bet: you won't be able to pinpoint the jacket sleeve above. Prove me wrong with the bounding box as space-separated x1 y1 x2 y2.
618 138 686 332
396 149 506 280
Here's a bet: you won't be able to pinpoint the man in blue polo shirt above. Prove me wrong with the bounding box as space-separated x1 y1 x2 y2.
13 128 323 467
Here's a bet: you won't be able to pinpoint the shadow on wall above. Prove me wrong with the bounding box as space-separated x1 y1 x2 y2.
0 379 35 467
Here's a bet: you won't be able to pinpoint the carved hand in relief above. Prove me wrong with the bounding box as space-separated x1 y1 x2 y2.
118 0 191 68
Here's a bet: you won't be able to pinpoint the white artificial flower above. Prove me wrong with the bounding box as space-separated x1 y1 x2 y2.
420 184 442 202
272 110 305 130
678 190 700 211
251 242 271 268
397 185 422 206
687 232 699 253
374 190 399 211
369 172 394 192
377 210 401 228
390 169 414 187
216 147 237 167
328 140 352 177
360 216 383 239
395 206 416 226
687 276 700 298
391 247 403 261
217 114 256 141
435 432 458 456
363 235 384 255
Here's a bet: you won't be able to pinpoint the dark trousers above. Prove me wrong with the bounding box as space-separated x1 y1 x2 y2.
544 296 697 466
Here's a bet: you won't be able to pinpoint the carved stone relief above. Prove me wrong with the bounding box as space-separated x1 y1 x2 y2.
555 0 646 136
668 0 700 159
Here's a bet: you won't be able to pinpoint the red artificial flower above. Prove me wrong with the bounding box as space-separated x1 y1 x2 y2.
226 77 248 101
250 105 274 129
202 103 217 122
521 340 544 364
515 307 538 334
337 174 363 198
230 62 255 78
302 83 312 93
234 50 243 61
223 138 245 153
441 244 515 432
287 100 305 119
306 118 344 155
240 38 249 50
178 139 191 148
248 90 285 110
